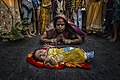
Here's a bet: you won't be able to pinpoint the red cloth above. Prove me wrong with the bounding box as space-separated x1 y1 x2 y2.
26 52 91 69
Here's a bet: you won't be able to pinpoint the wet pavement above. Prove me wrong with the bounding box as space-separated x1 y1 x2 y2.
0 34 120 80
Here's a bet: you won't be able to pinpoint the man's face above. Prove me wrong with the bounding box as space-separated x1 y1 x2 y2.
35 49 47 61
56 18 65 33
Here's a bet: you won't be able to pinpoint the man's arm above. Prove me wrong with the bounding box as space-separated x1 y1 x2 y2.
62 33 82 44
40 32 62 44
40 32 52 43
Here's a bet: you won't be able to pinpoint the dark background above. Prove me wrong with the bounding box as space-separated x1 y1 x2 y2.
0 34 120 80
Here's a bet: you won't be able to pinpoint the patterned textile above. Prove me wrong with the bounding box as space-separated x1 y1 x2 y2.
112 0 120 23
40 0 51 34
65 0 72 11
45 47 87 67
32 0 40 9
73 8 82 29
53 0 65 17
0 1 12 34
72 0 75 10
22 0 33 24
26 52 91 69
86 0 103 32
0 0 20 34
65 0 72 19
104 0 113 32
75 0 81 10
72 0 82 11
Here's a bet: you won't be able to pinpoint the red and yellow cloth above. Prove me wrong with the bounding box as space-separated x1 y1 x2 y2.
26 51 91 69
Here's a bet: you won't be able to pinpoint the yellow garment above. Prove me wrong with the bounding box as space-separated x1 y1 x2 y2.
72 0 75 10
47 47 87 67
75 0 82 10
41 0 51 34
72 0 82 11
86 0 103 32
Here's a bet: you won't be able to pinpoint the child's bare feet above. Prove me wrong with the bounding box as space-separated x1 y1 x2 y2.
26 32 33 38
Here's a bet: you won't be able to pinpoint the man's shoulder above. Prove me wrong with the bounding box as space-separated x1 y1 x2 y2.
46 29 55 33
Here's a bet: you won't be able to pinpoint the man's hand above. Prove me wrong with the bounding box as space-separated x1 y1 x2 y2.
44 58 58 67
61 34 71 44
56 34 63 42
51 39 57 45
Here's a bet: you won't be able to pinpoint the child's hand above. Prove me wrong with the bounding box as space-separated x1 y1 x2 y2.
43 43 55 48
44 58 58 67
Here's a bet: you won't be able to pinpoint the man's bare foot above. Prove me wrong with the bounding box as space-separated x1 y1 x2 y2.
28 35 33 38
87 30 92 35
106 35 112 40
93 31 96 34
30 33 36 36
103 33 110 37
29 32 36 36
26 31 33 38
25 34 32 38
109 37 117 42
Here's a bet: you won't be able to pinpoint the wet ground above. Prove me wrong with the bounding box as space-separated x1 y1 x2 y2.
0 34 120 80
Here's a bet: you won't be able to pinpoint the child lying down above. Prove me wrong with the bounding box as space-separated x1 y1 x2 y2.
31 45 94 67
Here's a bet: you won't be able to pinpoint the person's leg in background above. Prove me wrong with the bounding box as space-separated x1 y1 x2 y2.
109 22 120 42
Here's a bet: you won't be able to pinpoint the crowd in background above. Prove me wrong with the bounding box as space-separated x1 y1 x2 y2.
0 0 120 42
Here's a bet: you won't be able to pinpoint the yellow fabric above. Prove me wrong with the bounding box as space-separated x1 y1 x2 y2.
47 47 87 67
61 48 86 64
75 0 82 10
72 0 82 11
72 0 75 10
86 0 103 32
41 0 51 34
48 48 58 58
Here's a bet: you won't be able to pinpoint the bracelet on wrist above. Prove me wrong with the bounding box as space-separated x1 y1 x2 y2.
65 39 71 44
68 40 71 44
51 39 53 43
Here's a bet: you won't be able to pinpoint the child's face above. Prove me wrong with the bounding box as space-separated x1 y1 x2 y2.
34 49 47 61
